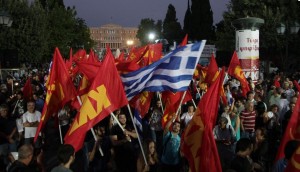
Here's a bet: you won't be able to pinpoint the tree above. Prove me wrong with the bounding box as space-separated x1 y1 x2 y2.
190 0 214 42
0 0 94 64
162 4 184 44
1 0 49 63
136 18 160 45
183 0 192 37
215 0 300 72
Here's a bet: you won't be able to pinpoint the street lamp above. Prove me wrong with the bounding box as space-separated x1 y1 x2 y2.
126 40 133 47
276 22 300 72
277 22 300 35
0 9 13 27
126 39 133 53
148 33 155 42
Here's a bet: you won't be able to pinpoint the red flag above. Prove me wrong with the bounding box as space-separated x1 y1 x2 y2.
34 48 77 141
64 46 128 151
194 64 207 82
228 51 250 97
285 145 300 171
117 51 125 62
204 54 219 85
75 61 102 81
116 44 162 74
144 43 162 65
87 49 99 63
72 49 87 62
129 91 154 118
22 78 33 101
180 34 188 46
161 90 192 128
294 80 300 92
181 67 225 172
276 95 300 161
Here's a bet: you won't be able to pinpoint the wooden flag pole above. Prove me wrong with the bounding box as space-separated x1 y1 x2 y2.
173 91 187 122
157 92 164 112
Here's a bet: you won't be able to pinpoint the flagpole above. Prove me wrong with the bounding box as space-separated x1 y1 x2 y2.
12 100 19 115
157 92 164 112
110 113 125 131
76 96 104 156
191 98 197 109
126 104 148 166
173 91 187 122
58 122 63 144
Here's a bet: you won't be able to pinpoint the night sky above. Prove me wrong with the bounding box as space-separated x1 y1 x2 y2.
63 0 230 27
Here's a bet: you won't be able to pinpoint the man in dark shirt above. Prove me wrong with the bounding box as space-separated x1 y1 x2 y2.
0 104 17 167
8 144 34 172
110 113 138 172
230 138 253 172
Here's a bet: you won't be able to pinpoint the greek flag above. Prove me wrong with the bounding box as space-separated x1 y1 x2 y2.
121 41 206 100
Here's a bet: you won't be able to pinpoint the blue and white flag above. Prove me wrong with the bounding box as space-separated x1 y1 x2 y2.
133 109 143 133
121 41 206 100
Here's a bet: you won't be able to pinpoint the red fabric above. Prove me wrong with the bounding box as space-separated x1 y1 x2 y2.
285 146 300 171
35 48 77 142
75 61 102 81
274 80 281 88
22 78 33 101
87 49 99 63
180 34 188 46
161 90 192 128
116 43 162 74
276 95 300 161
64 46 128 151
228 51 250 97
129 91 154 118
117 51 125 62
72 49 87 62
181 67 224 172
294 80 300 92
194 64 207 81
204 54 219 85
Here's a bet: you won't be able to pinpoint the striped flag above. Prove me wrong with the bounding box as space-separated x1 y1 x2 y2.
121 41 206 100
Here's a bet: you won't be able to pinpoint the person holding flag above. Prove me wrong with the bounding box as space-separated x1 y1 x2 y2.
110 113 138 172
160 115 181 172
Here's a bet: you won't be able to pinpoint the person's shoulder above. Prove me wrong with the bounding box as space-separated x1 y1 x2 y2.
51 165 73 172
35 111 42 116
8 160 27 172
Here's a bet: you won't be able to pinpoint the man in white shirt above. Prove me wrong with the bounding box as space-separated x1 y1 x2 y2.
22 101 41 148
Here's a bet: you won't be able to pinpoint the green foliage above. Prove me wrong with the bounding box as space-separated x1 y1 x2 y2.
0 0 93 65
190 0 214 42
163 4 184 44
136 18 161 45
215 0 300 72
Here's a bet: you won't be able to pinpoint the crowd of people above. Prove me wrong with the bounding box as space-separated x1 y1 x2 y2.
0 64 300 172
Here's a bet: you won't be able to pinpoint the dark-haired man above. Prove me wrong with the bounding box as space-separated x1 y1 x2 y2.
51 144 75 172
161 115 181 172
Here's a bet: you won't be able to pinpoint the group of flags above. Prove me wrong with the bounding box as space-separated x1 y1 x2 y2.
30 33 300 172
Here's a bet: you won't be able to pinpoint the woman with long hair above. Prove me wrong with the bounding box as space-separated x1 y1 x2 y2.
137 139 159 172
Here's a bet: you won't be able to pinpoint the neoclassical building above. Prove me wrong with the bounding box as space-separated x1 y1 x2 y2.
89 24 140 52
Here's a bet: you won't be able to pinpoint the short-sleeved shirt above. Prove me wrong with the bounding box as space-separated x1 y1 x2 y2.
240 110 256 132
23 111 41 138
161 132 181 165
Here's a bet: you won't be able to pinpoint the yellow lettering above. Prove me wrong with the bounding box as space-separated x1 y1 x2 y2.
140 92 149 105
45 82 65 105
291 147 300 169
68 85 111 135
